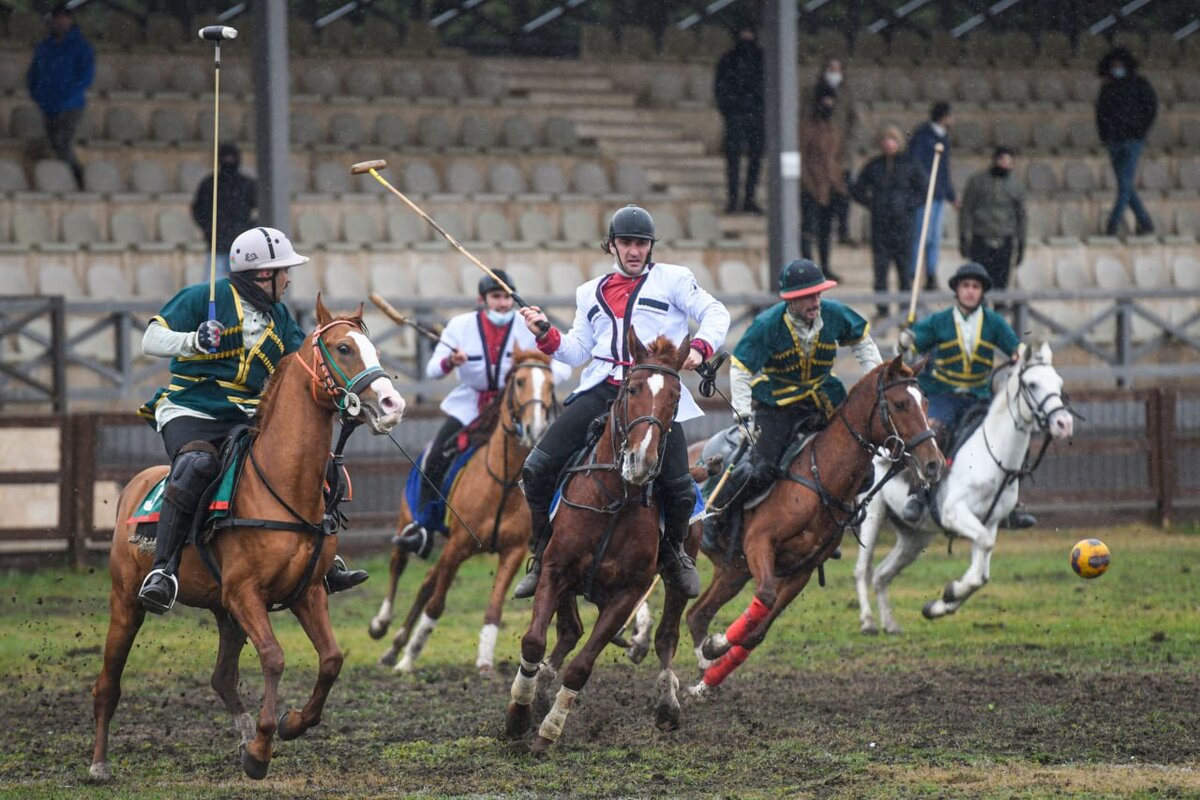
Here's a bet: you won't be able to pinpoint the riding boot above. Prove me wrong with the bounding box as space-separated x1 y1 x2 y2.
1002 504 1037 530
138 447 217 615
324 555 369 594
657 474 702 599
395 521 435 559
513 447 558 599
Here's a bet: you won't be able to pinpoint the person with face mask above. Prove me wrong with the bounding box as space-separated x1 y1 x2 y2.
803 58 858 245
959 147 1027 308
396 271 575 558
851 125 928 318
800 86 847 281
191 143 258 278
1095 47 1158 236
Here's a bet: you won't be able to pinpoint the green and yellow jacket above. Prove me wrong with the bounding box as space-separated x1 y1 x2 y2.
909 306 1019 398
138 279 306 425
732 299 870 418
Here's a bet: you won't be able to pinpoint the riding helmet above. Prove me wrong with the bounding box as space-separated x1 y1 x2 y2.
948 262 993 292
478 269 514 297
778 259 837 299
607 205 656 242
229 227 309 272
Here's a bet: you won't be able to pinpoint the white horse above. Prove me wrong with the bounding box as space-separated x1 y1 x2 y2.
854 342 1075 633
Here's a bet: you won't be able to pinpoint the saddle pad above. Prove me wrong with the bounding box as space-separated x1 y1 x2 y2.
403 441 478 534
126 451 241 529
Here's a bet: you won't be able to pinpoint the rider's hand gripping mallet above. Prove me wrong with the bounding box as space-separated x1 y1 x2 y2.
351 159 551 335
906 142 944 326
198 25 237 351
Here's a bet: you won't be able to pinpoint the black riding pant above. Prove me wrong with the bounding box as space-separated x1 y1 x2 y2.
153 416 236 573
419 416 465 510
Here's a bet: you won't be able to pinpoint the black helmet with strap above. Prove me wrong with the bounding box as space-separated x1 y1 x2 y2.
607 205 656 242
478 269 514 297
948 262 993 292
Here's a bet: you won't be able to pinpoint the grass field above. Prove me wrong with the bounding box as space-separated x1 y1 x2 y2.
0 524 1197 799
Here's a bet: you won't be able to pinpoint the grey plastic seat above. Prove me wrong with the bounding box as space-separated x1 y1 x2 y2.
548 262 584 295
374 114 409 148
90 61 118 96
402 161 441 194
178 161 210 195
222 65 251 97
648 72 687 106
544 117 579 151
135 264 178 297
322 262 368 300
468 70 505 102
1063 161 1098 194
1030 121 1064 154
687 208 721 241
109 210 146 246
0 160 28 193
61 209 101 245
157 210 195 246
342 212 381 245
39 264 83 297
300 68 340 98
460 116 497 150
717 260 758 292
653 210 685 243
1174 209 1200 238
921 75 954 104
475 210 512 243
1138 160 1172 193
506 263 545 295
11 106 44 141
430 68 468 103
1175 74 1200 103
952 121 985 154
0 61 25 95
313 161 352 195
1094 255 1131 290
992 119 1026 150
197 108 241 142
417 115 454 149
1066 120 1099 152
1173 255 1200 288
151 108 192 144
132 162 172 195
368 260 411 297
518 210 555 245
352 68 385 99
415 261 459 297
290 114 322 148
386 212 428 246
1025 162 1059 194
105 107 145 143
1031 75 1067 105
1058 205 1089 238
687 70 714 105
1177 161 1200 192
296 210 335 247
614 163 649 195
531 164 567 195
83 161 123 194
328 113 366 148
956 75 992 103
503 116 538 150
1179 119 1200 151
561 210 599 245
883 75 916 104
169 62 207 96
436 210 471 242
488 163 527 195
13 208 51 245
994 76 1030 104
386 70 425 99
34 159 76 193
571 163 610 195
445 161 484 195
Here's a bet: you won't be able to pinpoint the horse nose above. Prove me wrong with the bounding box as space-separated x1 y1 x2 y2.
1054 414 1073 438
924 459 942 481
380 392 404 417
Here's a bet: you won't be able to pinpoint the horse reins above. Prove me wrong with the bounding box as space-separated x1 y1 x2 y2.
294 318 390 421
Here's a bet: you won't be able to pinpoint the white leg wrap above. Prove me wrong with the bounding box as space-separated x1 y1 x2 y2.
631 603 653 644
537 685 579 742
395 612 437 672
710 632 729 652
510 657 540 705
655 668 679 695
476 623 499 670
233 712 255 746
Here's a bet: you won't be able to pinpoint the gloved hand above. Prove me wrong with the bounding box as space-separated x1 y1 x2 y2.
195 320 225 352
897 327 915 353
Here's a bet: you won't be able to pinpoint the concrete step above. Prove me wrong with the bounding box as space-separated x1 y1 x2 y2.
521 91 635 108
645 166 725 185
599 139 707 157
568 107 645 124
501 74 616 94
576 122 686 140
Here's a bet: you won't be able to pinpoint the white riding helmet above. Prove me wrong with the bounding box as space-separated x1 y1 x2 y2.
229 227 310 272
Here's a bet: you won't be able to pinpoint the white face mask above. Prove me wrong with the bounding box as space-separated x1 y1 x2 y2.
486 309 515 326
823 71 843 89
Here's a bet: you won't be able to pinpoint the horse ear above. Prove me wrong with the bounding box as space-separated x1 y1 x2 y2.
909 353 931 375
1037 341 1052 364
886 353 905 375
353 302 365 320
315 293 332 326
627 326 649 364
676 335 693 370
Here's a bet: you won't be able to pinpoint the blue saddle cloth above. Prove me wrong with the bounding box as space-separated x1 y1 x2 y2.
403 442 478 534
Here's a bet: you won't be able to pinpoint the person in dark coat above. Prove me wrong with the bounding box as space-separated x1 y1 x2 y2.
800 85 847 280
714 23 765 214
802 58 858 243
191 143 257 278
1095 47 1157 236
907 102 957 289
851 125 928 318
26 4 95 188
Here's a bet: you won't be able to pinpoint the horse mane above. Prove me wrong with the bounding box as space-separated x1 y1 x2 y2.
642 334 682 367
251 351 297 435
466 349 555 449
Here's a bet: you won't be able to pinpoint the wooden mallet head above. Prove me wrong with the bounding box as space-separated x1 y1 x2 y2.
350 159 387 175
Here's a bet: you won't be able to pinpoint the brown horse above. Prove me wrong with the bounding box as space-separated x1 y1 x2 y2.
504 332 698 754
369 348 561 674
89 297 405 782
685 356 943 695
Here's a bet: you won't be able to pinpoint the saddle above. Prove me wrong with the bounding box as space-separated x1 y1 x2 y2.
403 441 479 534
940 400 990 461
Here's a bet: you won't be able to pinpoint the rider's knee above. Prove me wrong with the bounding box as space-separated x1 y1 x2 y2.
165 442 219 509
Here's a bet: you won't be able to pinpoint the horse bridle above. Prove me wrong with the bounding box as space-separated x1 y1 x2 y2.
295 318 389 422
838 368 937 471
1007 359 1074 433
611 363 682 484
501 360 558 440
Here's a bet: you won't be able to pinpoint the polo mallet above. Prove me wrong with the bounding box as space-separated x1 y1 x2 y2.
368 291 452 349
616 575 661 639
350 159 551 335
906 142 945 326
198 24 237 351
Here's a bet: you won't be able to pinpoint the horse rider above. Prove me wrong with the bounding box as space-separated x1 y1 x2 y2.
136 227 368 614
897 261 1035 528
396 269 573 558
714 258 882 516
512 204 731 599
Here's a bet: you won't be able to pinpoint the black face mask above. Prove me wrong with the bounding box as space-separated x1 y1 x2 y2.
230 272 277 314
816 104 834 119
991 166 1011 178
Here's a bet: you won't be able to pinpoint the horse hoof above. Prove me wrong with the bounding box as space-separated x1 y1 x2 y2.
530 735 553 756
239 744 270 780
368 619 389 640
477 663 494 678
505 701 532 739
277 710 303 742
87 762 112 782
393 656 415 674
686 681 710 701
700 634 730 661
378 649 398 668
627 642 649 665
655 701 681 732
922 600 939 620
884 623 904 636
860 623 879 636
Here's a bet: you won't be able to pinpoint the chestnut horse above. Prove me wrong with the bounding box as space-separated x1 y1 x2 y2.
686 356 944 695
505 333 697 753
369 348 560 674
90 298 405 782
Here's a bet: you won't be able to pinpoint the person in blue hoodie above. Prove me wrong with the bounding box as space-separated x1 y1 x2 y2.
26 5 94 188
907 102 957 290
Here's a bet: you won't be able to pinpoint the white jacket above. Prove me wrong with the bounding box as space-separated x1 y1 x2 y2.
549 262 729 422
427 310 574 425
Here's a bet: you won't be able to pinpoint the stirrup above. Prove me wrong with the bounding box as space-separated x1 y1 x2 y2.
138 569 179 614
394 523 434 559
512 557 541 599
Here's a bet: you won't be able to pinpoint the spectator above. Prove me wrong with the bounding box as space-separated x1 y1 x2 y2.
908 102 957 289
1096 47 1157 236
26 4 95 189
851 125 927 318
960 147 1027 307
800 85 847 281
803 58 858 243
714 22 765 214
191 143 257 278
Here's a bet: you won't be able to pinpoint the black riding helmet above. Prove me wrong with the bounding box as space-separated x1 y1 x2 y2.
604 205 656 259
478 269 514 297
948 262 992 292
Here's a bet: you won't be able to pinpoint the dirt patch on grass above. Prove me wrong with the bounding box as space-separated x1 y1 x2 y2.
3 661 1198 798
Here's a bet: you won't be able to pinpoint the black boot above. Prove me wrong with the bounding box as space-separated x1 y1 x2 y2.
657 474 702 598
138 448 215 615
395 521 435 559
325 555 368 593
513 448 557 599
1002 505 1037 530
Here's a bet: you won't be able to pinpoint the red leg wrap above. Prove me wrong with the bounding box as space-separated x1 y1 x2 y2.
724 596 771 647
702 645 750 687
